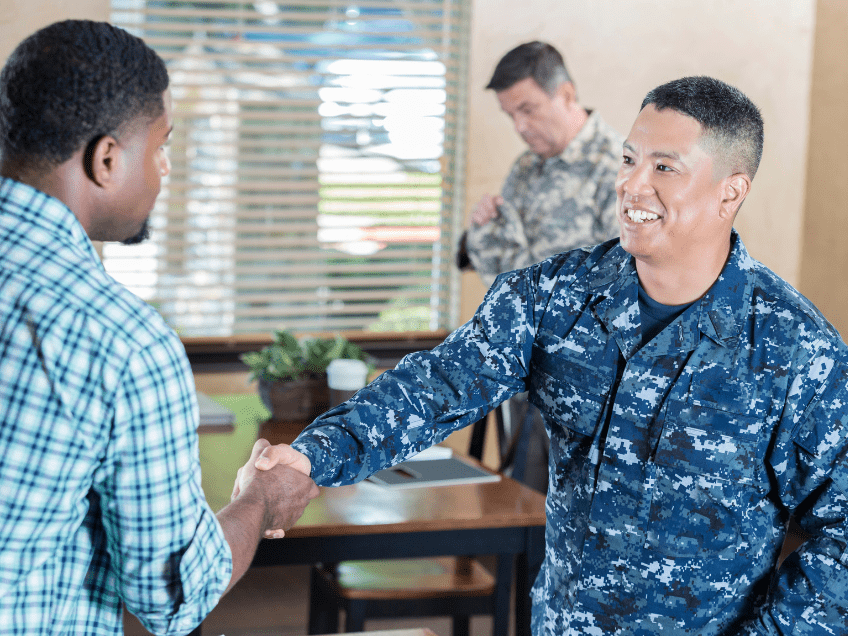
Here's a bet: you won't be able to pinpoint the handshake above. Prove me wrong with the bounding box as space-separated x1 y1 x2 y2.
230 439 316 539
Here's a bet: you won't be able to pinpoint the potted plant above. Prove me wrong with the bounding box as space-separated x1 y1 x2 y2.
240 330 372 422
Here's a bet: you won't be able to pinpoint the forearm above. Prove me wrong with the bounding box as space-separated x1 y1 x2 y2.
215 496 265 594
295 271 539 485
217 443 320 593
292 359 488 486
755 369 848 634
465 206 529 277
105 337 232 633
755 510 848 634
294 357 507 485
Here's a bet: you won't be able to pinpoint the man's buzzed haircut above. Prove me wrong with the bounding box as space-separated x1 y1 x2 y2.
486 41 573 97
0 20 168 172
642 76 764 180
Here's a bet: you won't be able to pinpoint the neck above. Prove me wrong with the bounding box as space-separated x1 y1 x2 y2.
1 153 94 232
635 238 732 305
562 107 589 149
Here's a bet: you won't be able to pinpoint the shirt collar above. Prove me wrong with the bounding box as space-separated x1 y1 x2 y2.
585 230 752 355
695 229 752 348
523 110 603 172
0 176 102 268
559 109 602 165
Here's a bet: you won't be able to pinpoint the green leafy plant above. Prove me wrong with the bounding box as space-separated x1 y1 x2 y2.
241 329 372 382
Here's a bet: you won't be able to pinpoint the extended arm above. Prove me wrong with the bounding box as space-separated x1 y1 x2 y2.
217 439 318 592
262 268 542 486
97 335 317 634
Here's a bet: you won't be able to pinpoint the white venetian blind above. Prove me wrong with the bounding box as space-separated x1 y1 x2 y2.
107 0 468 336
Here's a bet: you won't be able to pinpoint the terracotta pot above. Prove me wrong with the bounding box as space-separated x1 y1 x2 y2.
258 375 330 422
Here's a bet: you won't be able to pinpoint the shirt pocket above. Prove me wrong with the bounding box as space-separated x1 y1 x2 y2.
530 329 611 439
644 400 767 558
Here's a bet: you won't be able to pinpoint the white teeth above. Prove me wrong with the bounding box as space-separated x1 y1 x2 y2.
626 209 660 223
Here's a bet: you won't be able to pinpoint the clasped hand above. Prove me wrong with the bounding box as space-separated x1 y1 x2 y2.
471 194 503 226
231 439 317 539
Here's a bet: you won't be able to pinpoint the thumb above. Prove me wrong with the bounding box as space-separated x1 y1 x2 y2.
254 443 312 476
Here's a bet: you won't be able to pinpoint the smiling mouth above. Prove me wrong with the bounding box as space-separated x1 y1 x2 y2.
625 208 660 224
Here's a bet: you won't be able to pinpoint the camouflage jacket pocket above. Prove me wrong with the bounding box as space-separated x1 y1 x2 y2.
643 401 766 558
530 327 612 439
530 364 608 440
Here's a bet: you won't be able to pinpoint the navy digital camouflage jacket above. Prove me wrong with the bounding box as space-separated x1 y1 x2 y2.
292 232 848 635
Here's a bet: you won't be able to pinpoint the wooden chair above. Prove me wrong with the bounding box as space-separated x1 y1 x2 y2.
306 402 537 636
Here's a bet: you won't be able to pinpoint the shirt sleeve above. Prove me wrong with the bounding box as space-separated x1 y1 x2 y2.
93 332 231 635
743 360 848 634
465 156 532 283
592 162 621 245
292 266 540 486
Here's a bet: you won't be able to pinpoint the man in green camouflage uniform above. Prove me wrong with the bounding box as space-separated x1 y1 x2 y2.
458 42 623 493
459 41 622 286
264 77 848 635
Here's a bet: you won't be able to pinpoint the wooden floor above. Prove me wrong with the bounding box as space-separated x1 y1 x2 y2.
123 562 506 636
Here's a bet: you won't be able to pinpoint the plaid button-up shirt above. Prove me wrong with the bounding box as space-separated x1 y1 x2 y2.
0 178 231 635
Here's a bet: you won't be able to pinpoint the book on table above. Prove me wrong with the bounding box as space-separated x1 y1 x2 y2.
366 446 500 489
196 391 236 428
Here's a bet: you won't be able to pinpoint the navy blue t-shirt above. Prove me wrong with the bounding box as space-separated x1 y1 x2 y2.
638 284 693 345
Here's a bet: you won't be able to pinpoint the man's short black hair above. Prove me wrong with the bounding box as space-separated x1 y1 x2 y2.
486 41 572 96
641 76 764 180
0 20 169 171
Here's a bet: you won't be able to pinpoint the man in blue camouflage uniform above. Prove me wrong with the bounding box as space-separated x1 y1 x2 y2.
262 76 848 634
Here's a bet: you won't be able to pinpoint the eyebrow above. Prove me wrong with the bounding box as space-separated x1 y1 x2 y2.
622 141 681 161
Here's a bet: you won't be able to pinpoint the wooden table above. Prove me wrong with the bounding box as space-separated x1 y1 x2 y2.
313 630 437 636
188 377 544 636
251 474 546 636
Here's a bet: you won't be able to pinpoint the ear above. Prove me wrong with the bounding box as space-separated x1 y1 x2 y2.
85 135 123 188
718 173 751 220
556 81 577 106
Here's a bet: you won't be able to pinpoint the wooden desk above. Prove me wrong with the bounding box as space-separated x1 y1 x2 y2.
257 418 312 446
314 630 437 636
189 379 544 635
250 475 546 636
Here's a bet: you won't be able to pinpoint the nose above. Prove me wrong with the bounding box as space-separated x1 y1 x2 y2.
619 160 653 197
513 113 529 136
160 150 171 178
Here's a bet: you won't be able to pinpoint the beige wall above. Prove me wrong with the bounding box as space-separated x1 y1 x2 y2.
462 0 817 322
799 0 848 336
0 1 109 62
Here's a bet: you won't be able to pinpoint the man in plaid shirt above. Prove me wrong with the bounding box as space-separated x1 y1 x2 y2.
0 20 318 635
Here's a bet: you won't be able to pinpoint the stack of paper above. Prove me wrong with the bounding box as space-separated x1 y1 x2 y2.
196 392 236 428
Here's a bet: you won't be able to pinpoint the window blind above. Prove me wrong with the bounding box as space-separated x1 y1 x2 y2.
107 0 468 337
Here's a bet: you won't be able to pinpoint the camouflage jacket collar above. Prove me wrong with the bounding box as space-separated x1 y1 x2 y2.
575 230 752 358
559 110 607 165
521 110 610 170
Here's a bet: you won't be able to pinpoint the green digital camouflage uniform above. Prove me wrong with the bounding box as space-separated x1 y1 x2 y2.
293 232 848 635
465 110 623 286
